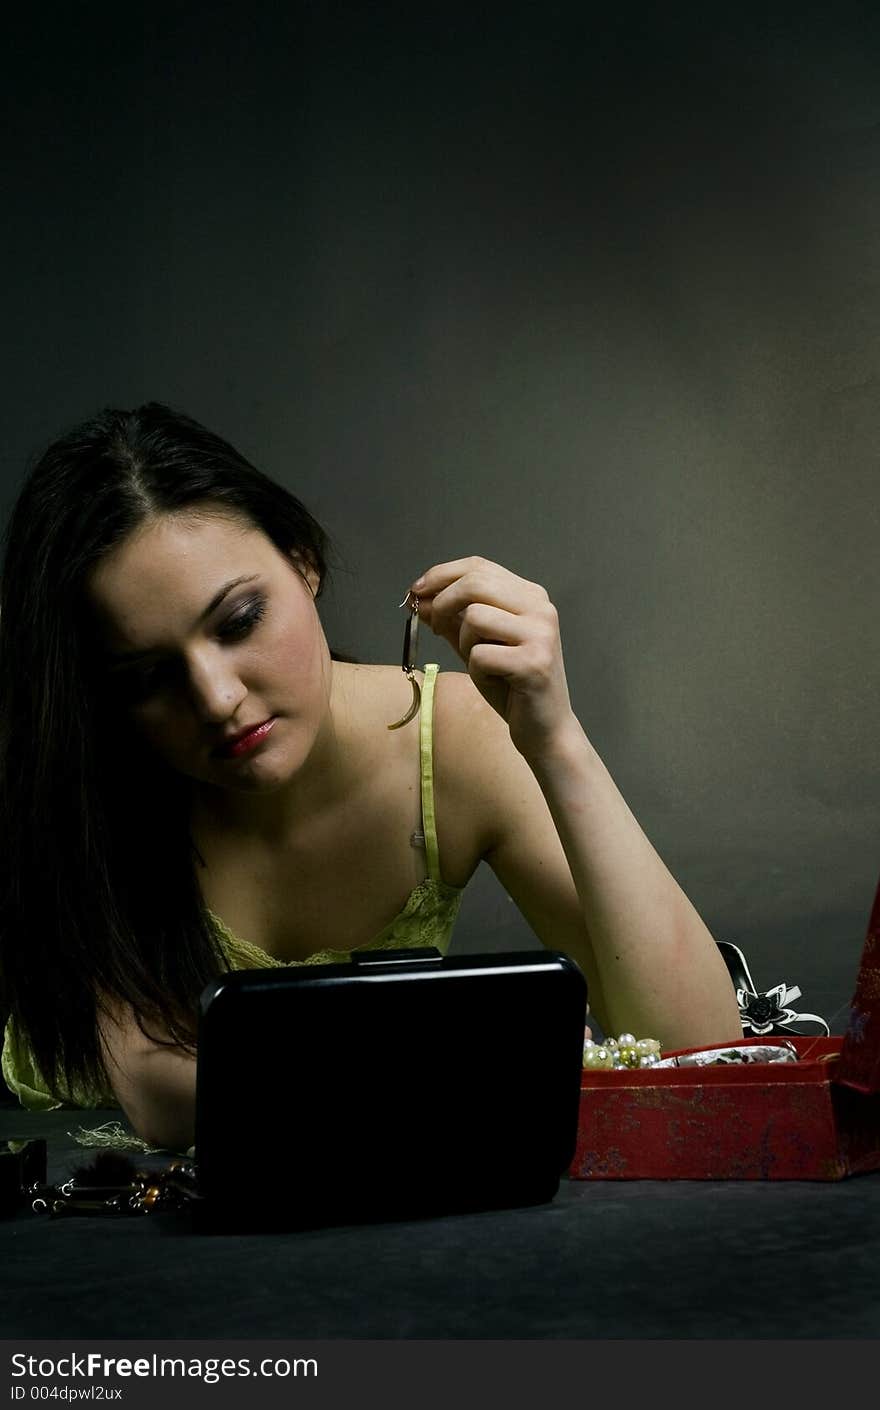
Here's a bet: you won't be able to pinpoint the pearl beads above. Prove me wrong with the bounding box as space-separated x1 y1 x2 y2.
583 1034 662 1070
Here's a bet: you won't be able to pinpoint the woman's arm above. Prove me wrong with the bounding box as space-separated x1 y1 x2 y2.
413 557 742 1049
98 999 197 1151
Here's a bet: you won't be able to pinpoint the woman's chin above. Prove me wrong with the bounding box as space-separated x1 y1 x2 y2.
209 751 296 792
210 734 313 795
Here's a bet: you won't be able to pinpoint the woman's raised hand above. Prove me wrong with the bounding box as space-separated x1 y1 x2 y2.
410 556 576 763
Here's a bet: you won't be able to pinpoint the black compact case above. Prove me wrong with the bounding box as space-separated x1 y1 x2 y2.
194 947 587 1230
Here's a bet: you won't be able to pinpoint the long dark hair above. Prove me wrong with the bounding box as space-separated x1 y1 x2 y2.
0 403 331 1103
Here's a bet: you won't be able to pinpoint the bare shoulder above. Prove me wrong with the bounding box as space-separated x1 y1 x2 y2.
432 668 535 856
338 660 501 757
433 666 509 756
333 659 412 714
338 662 543 876
433 667 597 993
432 666 493 733
332 662 508 883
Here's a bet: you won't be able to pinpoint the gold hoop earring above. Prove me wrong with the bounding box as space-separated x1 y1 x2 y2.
387 592 421 730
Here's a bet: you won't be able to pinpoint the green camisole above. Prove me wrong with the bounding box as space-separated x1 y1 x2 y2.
2 664 463 1111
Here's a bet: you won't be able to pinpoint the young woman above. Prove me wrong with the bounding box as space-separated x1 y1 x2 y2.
0 403 741 1150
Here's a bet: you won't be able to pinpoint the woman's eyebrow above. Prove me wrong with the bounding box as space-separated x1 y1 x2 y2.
106 574 260 665
199 573 260 623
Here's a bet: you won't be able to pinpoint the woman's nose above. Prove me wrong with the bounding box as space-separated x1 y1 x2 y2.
186 653 248 723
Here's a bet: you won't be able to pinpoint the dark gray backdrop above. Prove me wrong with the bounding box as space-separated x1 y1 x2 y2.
3 2 879 1031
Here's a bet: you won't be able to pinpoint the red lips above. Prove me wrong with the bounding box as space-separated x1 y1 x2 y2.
214 718 276 758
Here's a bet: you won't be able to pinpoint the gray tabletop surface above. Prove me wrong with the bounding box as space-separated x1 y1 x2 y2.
2 1106 879 1340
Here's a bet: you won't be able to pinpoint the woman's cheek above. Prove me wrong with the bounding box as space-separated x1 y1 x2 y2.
267 609 328 695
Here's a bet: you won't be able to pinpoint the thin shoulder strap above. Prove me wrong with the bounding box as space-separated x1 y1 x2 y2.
419 663 442 883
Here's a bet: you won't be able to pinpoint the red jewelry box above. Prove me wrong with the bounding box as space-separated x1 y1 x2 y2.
569 873 880 1180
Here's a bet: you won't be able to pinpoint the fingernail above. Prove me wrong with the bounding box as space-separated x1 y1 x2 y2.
412 576 426 590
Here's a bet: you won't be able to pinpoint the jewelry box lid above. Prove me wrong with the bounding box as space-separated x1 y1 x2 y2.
836 871 880 1094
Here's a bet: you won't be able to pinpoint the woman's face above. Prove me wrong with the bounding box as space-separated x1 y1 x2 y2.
87 509 331 793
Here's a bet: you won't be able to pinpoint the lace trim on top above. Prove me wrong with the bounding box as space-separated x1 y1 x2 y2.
208 876 463 972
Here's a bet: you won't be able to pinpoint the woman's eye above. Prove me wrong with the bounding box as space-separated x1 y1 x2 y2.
217 596 267 642
108 596 267 704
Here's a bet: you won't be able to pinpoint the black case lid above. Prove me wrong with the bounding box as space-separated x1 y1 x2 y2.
195 948 587 1229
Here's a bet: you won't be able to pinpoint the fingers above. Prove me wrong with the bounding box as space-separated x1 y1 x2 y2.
460 598 559 667
407 558 572 754
411 557 494 597
412 557 545 609
466 640 559 690
412 558 550 647
457 602 524 652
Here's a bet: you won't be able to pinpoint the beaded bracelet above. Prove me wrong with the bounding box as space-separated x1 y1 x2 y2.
583 1034 803 1072
583 1033 662 1070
